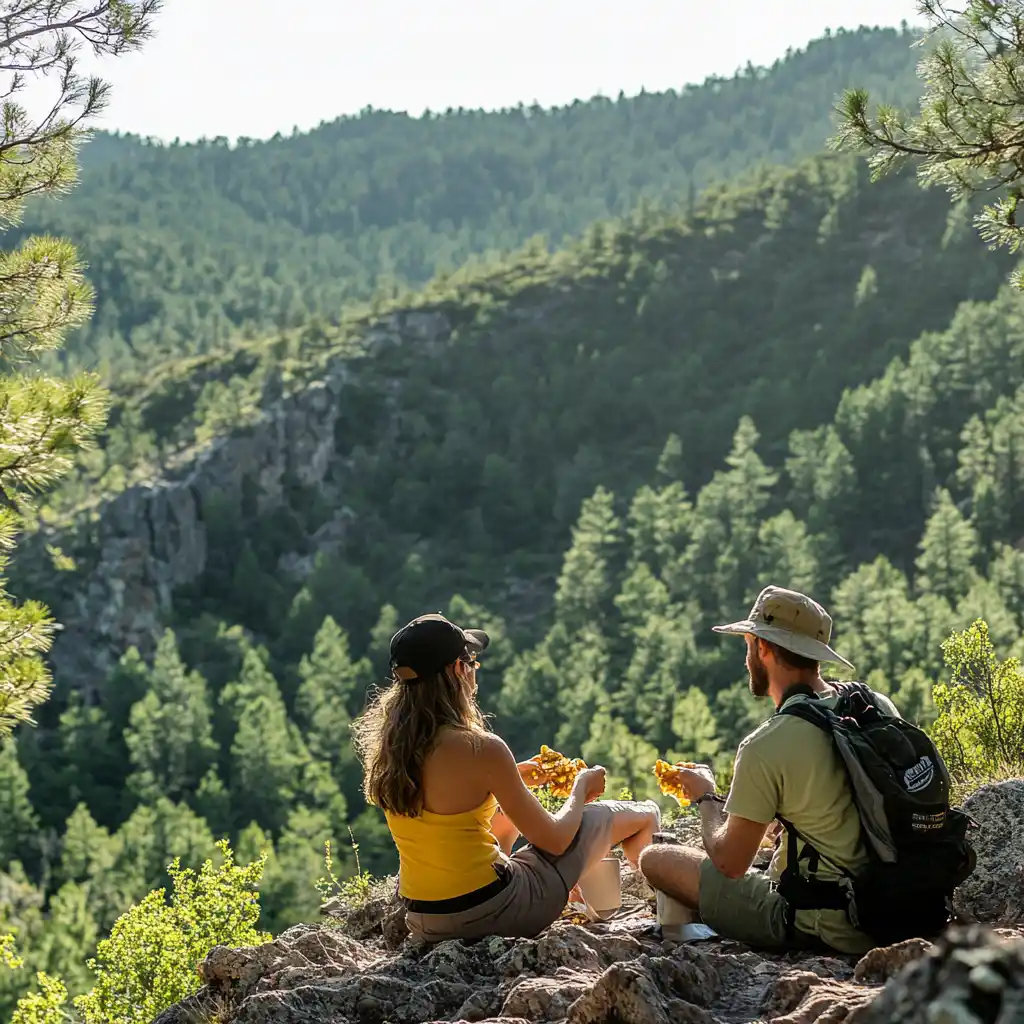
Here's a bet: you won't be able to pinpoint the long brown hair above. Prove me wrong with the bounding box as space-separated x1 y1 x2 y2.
353 662 487 816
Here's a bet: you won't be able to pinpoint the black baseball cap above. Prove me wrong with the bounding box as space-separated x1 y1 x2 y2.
389 613 489 681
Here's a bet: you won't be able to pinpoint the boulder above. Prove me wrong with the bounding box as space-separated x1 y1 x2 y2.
853 925 1024 1023
953 779 1024 926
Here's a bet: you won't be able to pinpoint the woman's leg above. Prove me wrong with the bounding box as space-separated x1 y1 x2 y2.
548 800 662 885
607 801 661 868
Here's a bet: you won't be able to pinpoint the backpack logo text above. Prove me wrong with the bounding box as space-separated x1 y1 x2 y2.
903 756 935 794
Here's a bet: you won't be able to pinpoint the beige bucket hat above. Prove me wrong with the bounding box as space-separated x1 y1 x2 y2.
712 585 854 671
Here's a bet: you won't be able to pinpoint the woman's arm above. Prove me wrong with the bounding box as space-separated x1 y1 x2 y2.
480 734 605 856
490 809 520 855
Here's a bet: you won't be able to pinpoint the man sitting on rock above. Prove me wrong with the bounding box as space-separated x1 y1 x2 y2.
639 585 900 955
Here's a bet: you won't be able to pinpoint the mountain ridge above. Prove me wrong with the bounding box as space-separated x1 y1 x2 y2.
8 25 925 372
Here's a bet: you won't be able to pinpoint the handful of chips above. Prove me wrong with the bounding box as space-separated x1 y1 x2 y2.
653 759 698 807
532 744 588 798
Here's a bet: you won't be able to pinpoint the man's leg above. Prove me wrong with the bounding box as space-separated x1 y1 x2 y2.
637 843 704 909
640 844 789 949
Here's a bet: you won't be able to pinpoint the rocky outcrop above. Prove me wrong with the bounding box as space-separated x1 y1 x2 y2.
149 852 1024 1024
855 925 1024 1023
149 912 1024 1024
31 309 453 690
952 779 1024 927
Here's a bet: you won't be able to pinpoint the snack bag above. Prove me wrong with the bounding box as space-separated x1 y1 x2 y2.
653 759 696 807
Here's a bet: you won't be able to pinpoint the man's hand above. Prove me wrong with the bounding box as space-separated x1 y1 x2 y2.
518 758 553 788
672 762 717 803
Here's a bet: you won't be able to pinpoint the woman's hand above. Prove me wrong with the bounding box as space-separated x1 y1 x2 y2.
573 765 607 803
518 758 553 789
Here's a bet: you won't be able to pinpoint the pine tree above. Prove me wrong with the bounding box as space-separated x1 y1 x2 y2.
445 595 515 707
295 616 371 774
835 1 1024 287
194 768 232 838
553 486 622 636
915 488 979 605
625 483 692 578
756 511 818 596
56 695 125 828
581 698 660 802
670 687 721 765
222 650 311 834
551 625 610 753
0 1 161 734
124 630 218 805
990 542 1024 629
684 416 778 620
33 882 98 996
655 433 685 481
0 740 39 870
367 604 400 675
260 806 339 933
98 646 151 736
58 806 122 934
496 643 564 756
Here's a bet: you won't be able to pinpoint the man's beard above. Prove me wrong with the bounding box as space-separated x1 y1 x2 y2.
747 648 770 698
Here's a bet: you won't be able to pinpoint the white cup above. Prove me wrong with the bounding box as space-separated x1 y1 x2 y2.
657 890 696 929
578 857 622 921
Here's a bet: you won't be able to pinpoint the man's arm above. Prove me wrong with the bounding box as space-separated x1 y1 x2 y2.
698 797 769 880
673 743 779 880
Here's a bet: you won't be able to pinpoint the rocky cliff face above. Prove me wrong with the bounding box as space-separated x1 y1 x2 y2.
29 309 453 692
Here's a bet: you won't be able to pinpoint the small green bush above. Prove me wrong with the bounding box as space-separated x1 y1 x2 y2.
2 840 269 1024
930 619 1024 794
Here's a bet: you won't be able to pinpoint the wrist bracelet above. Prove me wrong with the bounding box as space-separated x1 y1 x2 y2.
695 792 724 807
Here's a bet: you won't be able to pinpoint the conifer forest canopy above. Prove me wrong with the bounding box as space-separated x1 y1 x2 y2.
3 15 1024 1023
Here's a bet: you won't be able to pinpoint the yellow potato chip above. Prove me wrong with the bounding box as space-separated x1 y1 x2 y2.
530 745 587 798
653 759 693 807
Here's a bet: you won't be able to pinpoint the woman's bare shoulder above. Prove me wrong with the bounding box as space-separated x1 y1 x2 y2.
433 727 507 763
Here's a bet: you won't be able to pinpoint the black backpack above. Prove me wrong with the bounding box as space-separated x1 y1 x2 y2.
773 681 977 946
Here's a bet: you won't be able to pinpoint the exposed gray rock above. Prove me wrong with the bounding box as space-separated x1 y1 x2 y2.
852 937 934 984
33 339 382 690
566 949 719 1024
953 779 1024 926
852 925 1024 1023
150 894 1024 1024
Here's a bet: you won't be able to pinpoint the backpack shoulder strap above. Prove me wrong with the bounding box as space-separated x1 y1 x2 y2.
775 686 835 734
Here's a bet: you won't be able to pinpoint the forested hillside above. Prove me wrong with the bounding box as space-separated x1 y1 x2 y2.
10 25 922 372
2 118 1023 1013
6 17 1024 1019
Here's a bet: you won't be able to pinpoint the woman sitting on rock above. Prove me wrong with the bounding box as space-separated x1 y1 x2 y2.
353 613 660 942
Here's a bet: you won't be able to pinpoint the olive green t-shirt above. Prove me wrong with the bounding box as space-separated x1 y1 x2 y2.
724 684 901 954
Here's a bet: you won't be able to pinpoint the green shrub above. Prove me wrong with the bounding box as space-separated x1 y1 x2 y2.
930 619 1024 794
2 840 269 1024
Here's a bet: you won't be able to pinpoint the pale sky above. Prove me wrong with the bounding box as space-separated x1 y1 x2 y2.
74 0 922 143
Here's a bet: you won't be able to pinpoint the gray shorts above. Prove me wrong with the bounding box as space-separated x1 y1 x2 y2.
404 800 653 942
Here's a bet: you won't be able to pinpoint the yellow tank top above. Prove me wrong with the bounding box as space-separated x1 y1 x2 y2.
385 794 501 901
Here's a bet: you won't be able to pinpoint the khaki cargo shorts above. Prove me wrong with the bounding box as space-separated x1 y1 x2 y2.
697 859 790 949
405 799 657 942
